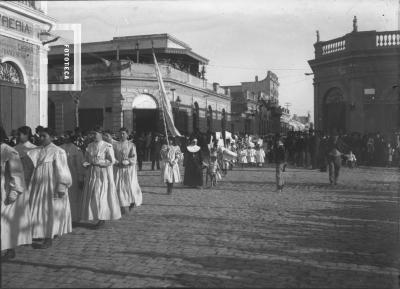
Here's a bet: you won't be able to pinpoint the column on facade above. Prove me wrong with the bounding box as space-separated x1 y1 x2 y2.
39 46 49 127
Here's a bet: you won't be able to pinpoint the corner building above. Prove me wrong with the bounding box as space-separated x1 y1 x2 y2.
48 34 231 135
0 1 55 134
308 20 400 137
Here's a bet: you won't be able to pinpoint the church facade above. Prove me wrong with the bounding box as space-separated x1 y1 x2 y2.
308 17 400 137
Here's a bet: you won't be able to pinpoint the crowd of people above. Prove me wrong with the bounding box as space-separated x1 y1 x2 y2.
2 124 400 261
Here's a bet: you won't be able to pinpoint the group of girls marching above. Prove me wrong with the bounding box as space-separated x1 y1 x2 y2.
1 126 142 259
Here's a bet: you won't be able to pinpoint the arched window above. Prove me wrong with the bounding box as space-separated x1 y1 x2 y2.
0 62 24 84
207 105 213 132
193 102 199 132
221 108 226 131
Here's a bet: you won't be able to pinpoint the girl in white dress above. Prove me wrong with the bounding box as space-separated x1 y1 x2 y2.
239 145 248 168
113 128 142 215
14 126 36 187
255 145 266 167
81 128 121 228
1 126 32 259
247 144 256 166
28 128 72 249
160 137 183 194
60 131 85 223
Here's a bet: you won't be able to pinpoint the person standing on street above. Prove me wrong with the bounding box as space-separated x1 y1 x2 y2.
113 128 143 215
150 135 162 171
14 126 37 187
326 135 343 185
81 128 121 228
183 138 203 188
273 134 286 193
60 131 85 225
28 128 73 249
160 137 183 194
136 132 146 171
1 126 32 259
145 132 152 162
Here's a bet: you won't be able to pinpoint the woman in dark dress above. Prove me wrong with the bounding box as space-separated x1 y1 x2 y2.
183 138 203 188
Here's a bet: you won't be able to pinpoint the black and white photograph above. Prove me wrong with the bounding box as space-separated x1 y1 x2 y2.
0 0 399 288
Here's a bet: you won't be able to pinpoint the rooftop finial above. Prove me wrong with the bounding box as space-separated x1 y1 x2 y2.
316 30 320 42
353 16 358 32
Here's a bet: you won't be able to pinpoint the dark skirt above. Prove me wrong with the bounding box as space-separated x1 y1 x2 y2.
183 153 203 187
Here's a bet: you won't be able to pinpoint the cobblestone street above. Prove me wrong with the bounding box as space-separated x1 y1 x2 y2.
2 164 400 288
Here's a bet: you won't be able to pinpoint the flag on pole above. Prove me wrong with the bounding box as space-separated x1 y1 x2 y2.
152 51 181 137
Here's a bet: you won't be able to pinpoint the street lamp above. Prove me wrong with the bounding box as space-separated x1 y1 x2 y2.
39 31 60 45
304 72 314 76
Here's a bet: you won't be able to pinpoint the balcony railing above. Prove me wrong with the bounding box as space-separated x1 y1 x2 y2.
314 30 400 58
376 31 400 47
322 37 346 55
50 61 229 95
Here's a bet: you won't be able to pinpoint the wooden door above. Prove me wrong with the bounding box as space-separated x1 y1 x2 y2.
0 84 26 135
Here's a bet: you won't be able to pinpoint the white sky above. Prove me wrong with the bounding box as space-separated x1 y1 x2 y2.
48 0 399 116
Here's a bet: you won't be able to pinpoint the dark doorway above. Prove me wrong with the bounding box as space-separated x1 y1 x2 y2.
48 99 56 130
323 87 346 135
0 62 26 135
133 109 159 135
79 108 103 132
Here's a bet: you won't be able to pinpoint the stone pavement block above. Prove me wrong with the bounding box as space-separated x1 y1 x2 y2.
1 165 399 288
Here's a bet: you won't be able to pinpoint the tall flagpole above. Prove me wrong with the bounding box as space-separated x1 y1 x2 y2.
153 48 170 146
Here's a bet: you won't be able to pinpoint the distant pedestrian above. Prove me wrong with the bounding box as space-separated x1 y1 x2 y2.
273 134 286 193
387 143 395 167
326 135 343 185
255 144 265 167
247 143 256 167
150 135 161 170
136 133 145 171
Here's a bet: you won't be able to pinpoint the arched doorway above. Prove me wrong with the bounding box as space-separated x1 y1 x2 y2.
323 87 346 134
0 62 26 134
207 105 213 132
132 94 159 135
221 109 226 131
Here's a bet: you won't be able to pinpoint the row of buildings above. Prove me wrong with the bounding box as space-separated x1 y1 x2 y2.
47 34 295 137
2 2 397 139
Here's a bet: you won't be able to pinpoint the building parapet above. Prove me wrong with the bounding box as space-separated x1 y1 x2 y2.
314 30 400 58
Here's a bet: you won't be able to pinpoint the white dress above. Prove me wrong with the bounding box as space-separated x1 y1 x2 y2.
81 141 121 221
247 148 256 163
1 144 32 250
14 141 36 187
239 149 248 164
255 149 265 163
28 143 73 239
60 143 85 222
160 145 183 183
113 141 143 207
